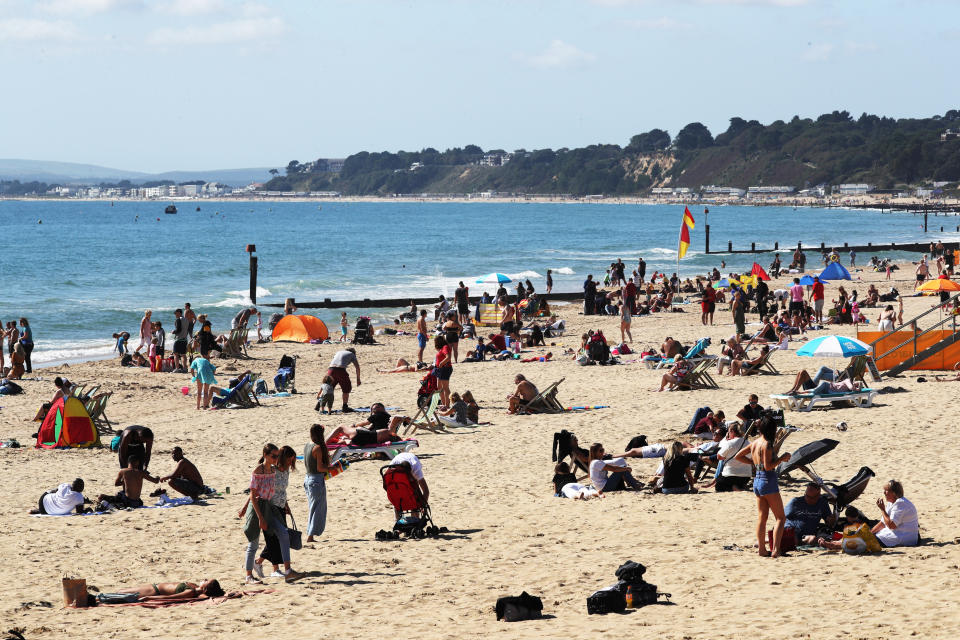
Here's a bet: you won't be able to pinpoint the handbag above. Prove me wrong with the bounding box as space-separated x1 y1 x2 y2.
287 512 303 550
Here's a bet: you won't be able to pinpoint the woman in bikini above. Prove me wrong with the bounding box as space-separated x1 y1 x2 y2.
109 579 224 601
735 417 791 557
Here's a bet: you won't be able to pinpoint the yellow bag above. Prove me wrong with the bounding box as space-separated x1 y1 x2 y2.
841 523 882 554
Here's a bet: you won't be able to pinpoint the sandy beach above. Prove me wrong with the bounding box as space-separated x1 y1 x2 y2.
4 263 960 640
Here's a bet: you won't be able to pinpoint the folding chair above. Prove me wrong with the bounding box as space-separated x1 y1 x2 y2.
405 392 444 435
521 378 565 414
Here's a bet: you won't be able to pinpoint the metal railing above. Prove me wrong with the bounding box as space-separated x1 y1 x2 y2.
869 291 960 363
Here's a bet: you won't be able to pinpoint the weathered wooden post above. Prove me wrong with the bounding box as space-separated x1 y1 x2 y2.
246 244 257 304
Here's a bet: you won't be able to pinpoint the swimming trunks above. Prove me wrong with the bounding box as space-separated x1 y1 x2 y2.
417 333 427 349
753 469 779 497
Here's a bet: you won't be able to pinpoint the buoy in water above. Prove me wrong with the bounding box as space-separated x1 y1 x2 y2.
38 219 42 224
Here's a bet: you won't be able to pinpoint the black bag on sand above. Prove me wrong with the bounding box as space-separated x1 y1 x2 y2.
586 584 625 615
624 435 648 451
615 561 646 583
495 591 543 621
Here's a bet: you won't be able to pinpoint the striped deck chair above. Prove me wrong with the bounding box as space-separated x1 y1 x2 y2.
86 392 113 430
741 349 778 376
673 360 719 390
405 392 444 435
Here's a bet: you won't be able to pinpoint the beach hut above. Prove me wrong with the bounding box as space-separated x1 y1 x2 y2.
272 314 329 343
36 396 100 449
820 261 852 281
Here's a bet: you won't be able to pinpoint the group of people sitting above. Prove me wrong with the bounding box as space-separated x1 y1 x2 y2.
30 426 207 515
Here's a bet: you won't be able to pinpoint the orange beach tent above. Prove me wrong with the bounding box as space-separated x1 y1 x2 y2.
272 314 329 342
36 396 101 448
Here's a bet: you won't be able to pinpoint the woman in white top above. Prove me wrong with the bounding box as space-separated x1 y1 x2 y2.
872 479 919 547
587 443 643 493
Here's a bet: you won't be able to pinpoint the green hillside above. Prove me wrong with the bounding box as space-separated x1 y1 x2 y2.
261 110 960 196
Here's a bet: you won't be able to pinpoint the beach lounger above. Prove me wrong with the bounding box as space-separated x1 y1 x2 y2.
768 388 877 412
405 392 444 435
520 378 565 414
326 434 419 465
211 375 258 409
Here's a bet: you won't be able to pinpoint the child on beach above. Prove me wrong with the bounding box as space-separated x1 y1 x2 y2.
113 332 130 357
149 337 159 372
189 349 218 410
255 312 264 342
316 374 335 414
339 312 349 343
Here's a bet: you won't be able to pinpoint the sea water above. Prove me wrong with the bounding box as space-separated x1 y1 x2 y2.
0 199 952 366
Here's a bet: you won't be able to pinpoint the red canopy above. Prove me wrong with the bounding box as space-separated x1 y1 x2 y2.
750 263 771 281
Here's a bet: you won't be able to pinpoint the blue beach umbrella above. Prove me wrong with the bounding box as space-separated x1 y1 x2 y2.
476 273 512 284
796 335 870 358
798 274 827 286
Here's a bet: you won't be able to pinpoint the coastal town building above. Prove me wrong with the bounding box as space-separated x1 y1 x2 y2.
701 185 746 198
836 183 875 195
747 186 795 199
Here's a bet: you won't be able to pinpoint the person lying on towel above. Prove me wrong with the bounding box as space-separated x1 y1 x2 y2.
96 578 224 604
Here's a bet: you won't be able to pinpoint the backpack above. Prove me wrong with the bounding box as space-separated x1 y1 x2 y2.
614 561 647 583
588 334 609 363
624 435 648 450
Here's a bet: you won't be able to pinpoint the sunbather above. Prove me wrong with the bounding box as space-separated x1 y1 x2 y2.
786 367 841 394
507 374 539 413
716 336 746 375
328 419 404 446
98 579 224 603
660 336 681 359
654 355 689 392
377 357 428 373
788 370 862 395
730 345 771 376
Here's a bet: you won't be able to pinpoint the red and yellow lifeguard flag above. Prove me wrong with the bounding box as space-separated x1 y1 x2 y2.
678 206 695 259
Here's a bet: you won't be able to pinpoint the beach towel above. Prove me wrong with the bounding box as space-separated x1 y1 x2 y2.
32 495 200 517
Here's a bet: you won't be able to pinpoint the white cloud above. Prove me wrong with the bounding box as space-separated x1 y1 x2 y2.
147 16 286 45
802 42 834 61
39 0 139 14
522 40 597 69
0 18 77 41
154 0 226 16
625 16 693 30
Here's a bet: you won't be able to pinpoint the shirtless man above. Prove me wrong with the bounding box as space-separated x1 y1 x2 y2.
500 300 516 336
118 425 154 471
507 374 539 413
415 310 428 364
184 302 197 337
660 337 681 359
100 456 159 508
160 447 205 500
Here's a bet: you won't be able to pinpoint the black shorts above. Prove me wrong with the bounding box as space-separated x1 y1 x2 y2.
500 321 514 334
155 348 165 357
173 339 187 355
788 300 803 313
715 475 750 492
457 302 468 314
445 332 460 344
351 427 377 446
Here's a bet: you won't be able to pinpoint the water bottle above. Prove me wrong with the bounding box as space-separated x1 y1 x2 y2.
625 585 634 608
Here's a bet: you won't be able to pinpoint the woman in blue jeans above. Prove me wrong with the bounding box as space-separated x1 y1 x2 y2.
304 424 336 543
240 444 304 584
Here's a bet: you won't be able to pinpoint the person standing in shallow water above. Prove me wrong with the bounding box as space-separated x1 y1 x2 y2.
18 317 33 373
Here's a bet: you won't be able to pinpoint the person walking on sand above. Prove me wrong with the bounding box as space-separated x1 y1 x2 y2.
325 347 361 413
135 310 152 354
735 416 792 557
546 269 553 294
415 309 428 364
339 312 349 343
304 424 336 543
619 301 633 344
433 335 453 407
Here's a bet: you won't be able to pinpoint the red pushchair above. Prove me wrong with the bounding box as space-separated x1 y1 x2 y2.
375 463 443 540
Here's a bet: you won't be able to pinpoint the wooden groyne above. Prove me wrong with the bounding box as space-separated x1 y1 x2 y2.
260 291 587 310
707 239 959 255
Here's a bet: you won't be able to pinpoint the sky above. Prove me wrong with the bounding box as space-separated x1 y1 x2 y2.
0 0 956 173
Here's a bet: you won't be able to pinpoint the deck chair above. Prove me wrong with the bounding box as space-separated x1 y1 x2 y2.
86 392 113 430
520 378 565 414
674 361 719 390
327 434 419 465
405 392 444 435
211 375 257 409
740 349 778 376
475 303 500 328
838 355 868 385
